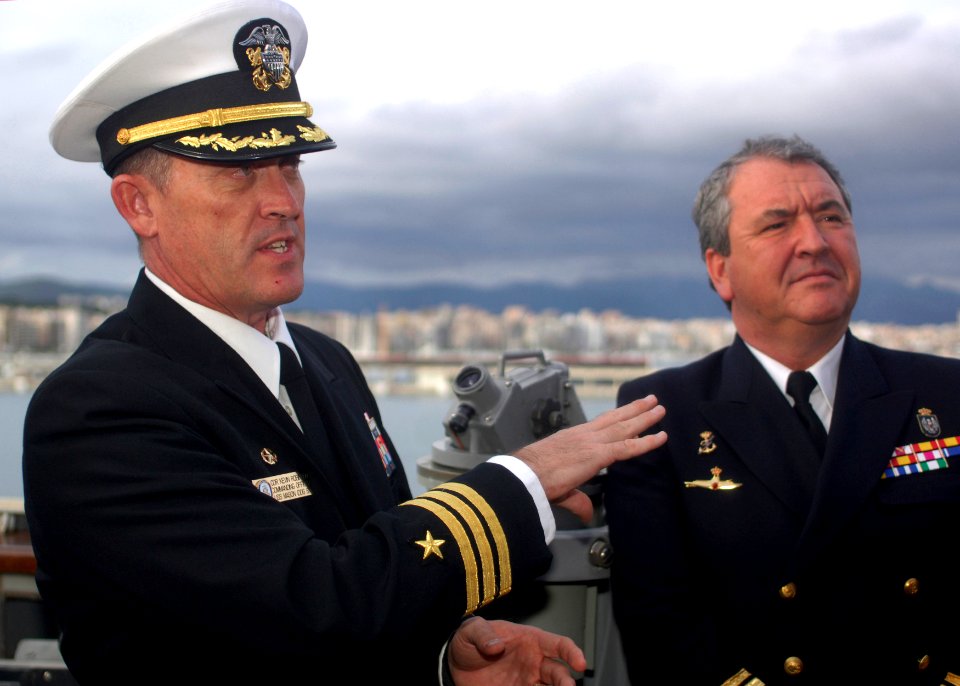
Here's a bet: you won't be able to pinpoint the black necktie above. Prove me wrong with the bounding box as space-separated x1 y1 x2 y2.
786 370 828 457
277 343 332 451
277 343 366 523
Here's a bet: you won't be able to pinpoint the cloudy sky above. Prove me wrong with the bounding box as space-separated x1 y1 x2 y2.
1 0 958 293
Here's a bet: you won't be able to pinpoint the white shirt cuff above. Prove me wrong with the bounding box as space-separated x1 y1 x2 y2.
488 455 555 544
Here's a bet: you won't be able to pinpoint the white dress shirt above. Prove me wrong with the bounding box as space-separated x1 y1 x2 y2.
745 335 844 432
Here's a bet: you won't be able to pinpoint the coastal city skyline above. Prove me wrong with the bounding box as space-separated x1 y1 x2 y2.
3 297 958 397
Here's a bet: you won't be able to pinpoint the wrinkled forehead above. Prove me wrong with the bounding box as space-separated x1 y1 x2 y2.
729 158 846 214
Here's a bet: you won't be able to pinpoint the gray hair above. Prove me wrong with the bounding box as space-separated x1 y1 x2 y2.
111 146 173 190
110 147 174 255
692 135 852 258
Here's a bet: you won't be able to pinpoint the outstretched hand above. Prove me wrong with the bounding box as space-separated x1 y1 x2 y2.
515 395 667 522
448 617 586 686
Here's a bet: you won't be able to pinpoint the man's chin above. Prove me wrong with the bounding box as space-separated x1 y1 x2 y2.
278 288 305 307
266 280 305 308
792 288 856 320
798 305 855 329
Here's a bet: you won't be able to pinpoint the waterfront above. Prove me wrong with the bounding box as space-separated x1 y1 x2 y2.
0 391 614 499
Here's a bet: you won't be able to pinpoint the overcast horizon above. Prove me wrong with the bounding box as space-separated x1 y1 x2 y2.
2 0 958 293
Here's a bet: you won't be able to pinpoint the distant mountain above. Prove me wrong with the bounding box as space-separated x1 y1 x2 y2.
288 275 960 325
0 278 128 305
1 274 958 325
289 275 732 320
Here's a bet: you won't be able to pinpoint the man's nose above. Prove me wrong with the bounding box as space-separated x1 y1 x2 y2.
794 214 829 255
259 168 302 219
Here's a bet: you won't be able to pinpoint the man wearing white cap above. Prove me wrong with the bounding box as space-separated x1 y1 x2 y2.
22 1 667 684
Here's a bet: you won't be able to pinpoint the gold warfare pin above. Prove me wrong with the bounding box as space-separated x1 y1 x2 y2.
685 466 742 491
697 431 717 454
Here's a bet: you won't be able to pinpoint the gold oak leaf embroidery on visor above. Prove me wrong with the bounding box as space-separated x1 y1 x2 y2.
297 125 330 141
175 126 330 152
177 128 293 151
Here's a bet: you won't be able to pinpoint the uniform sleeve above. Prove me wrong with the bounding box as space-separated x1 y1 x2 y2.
22 365 553 664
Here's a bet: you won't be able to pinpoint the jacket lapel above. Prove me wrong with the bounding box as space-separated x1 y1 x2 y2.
795 336 914 565
123 272 352 516
294 339 397 517
700 337 820 516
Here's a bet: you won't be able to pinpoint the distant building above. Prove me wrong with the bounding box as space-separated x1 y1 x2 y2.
1 300 958 395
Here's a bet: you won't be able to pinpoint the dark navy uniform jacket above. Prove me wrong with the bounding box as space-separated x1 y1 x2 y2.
23 271 551 685
606 334 960 686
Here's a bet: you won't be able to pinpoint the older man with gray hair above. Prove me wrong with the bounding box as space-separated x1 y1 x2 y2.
606 135 960 685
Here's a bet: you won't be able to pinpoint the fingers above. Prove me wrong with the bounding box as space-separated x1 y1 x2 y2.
551 635 587 673
552 489 593 524
514 395 667 503
591 396 666 444
585 396 667 463
540 659 578 686
537 634 585 685
616 423 669 461
449 619 586 686
586 394 661 430
551 396 665 450
457 617 506 658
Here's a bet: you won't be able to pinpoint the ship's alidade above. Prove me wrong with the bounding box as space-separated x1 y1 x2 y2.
415 350 628 685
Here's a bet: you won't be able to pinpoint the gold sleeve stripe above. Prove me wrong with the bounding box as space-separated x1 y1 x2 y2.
401 498 480 614
436 482 512 594
421 490 497 606
721 669 765 686
116 101 315 145
721 669 749 686
944 673 960 686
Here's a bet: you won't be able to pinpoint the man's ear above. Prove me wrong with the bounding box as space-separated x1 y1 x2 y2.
705 248 734 304
111 174 159 239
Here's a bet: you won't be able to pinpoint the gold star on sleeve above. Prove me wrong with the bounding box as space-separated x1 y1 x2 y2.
402 484 510 615
415 530 445 560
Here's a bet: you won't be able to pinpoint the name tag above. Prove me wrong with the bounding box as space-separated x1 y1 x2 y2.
253 471 313 502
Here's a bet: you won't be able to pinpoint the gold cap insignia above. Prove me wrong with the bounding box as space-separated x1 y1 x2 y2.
238 23 293 91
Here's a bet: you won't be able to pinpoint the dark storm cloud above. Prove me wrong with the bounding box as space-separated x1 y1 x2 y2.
1 6 957 291
299 16 960 288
